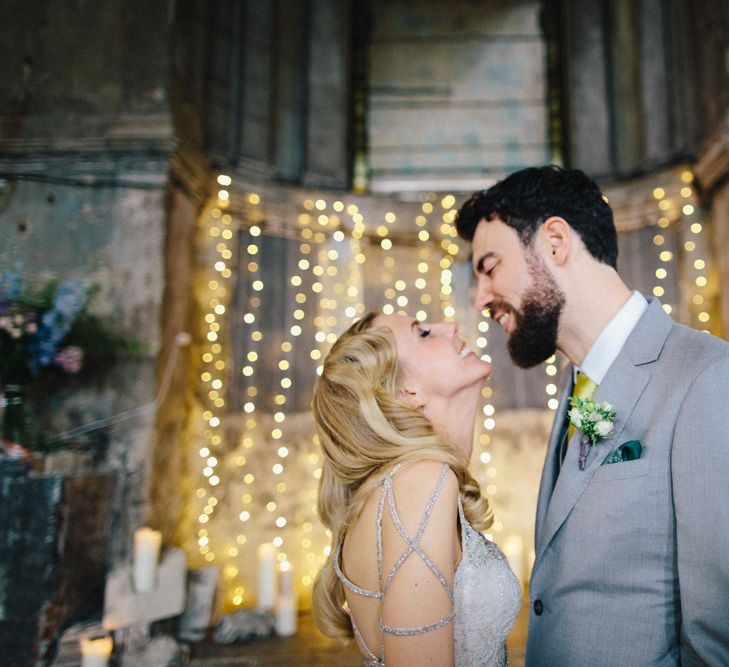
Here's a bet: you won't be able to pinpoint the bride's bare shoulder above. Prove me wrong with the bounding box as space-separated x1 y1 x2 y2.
389 460 459 521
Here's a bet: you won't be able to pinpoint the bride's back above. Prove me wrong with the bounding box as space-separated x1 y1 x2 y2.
339 459 462 665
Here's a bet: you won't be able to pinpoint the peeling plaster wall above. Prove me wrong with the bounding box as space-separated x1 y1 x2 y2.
0 0 175 563
367 0 549 193
0 176 166 555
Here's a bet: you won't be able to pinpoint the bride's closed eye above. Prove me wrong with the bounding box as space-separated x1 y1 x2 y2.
418 326 432 338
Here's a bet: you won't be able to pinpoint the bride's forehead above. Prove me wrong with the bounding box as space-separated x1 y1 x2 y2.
372 313 414 332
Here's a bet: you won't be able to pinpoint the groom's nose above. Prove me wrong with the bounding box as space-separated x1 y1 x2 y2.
475 277 494 312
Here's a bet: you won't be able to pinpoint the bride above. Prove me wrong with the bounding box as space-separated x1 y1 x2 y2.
312 313 521 666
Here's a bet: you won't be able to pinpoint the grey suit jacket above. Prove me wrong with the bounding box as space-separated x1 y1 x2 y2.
526 299 729 666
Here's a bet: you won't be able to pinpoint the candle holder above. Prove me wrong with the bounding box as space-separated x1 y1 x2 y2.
103 548 186 630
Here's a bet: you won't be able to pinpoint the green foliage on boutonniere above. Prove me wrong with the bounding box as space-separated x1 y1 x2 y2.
568 397 616 446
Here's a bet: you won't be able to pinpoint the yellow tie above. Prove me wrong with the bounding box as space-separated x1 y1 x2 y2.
566 371 598 441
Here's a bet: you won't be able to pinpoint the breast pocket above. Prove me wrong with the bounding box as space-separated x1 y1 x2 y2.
592 457 650 482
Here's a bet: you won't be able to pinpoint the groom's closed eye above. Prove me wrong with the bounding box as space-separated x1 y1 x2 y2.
483 261 498 277
475 251 497 276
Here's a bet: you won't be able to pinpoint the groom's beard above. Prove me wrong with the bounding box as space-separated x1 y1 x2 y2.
497 255 565 369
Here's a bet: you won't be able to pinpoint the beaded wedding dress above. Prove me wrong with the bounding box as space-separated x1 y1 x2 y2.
334 463 521 666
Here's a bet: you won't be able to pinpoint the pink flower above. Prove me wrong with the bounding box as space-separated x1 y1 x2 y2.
54 346 84 373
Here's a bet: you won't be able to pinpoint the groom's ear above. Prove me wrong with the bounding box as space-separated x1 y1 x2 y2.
539 216 571 266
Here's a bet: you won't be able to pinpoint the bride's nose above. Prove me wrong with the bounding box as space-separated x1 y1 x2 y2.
434 321 457 336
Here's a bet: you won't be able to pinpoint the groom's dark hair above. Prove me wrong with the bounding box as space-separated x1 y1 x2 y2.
455 165 618 268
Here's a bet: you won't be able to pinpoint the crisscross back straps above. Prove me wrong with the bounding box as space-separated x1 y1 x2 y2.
379 463 455 636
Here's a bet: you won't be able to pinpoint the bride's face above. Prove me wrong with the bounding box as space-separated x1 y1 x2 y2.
372 313 492 412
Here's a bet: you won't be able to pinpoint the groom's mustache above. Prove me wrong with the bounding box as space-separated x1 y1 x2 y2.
488 301 520 331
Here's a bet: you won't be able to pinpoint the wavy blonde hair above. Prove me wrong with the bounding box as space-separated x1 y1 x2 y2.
311 313 493 638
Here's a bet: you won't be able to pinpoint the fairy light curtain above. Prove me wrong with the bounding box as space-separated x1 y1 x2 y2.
182 166 716 612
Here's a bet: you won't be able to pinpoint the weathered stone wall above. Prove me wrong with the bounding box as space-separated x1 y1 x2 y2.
367 0 549 193
560 0 729 179
0 0 176 562
0 173 169 552
0 471 116 665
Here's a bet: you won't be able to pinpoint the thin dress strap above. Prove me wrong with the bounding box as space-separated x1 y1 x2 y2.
333 544 383 599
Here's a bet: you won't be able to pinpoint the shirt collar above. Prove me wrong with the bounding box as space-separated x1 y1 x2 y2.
577 291 648 385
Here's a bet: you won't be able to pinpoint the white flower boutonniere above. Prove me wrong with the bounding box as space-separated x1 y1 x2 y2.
568 397 616 470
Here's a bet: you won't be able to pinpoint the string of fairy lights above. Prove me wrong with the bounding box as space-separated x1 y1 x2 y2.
187 178 490 607
234 199 265 599
649 169 716 333
193 178 236 569
187 167 715 609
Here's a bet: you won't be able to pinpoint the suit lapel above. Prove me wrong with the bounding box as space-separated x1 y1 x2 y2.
534 299 673 567
534 370 573 550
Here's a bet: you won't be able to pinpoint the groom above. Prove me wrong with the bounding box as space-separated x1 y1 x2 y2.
455 166 729 665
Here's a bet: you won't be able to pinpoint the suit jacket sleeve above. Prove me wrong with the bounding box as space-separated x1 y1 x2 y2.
672 356 729 663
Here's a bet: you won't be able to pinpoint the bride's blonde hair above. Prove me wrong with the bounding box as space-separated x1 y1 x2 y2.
311 313 493 638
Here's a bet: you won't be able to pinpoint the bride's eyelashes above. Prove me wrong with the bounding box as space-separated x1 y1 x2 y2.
418 327 432 338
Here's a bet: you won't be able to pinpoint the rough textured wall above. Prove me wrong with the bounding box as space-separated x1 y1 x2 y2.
367 0 549 193
0 0 175 562
0 0 170 129
0 176 167 556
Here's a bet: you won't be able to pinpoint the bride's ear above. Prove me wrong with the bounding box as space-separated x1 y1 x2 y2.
400 378 427 413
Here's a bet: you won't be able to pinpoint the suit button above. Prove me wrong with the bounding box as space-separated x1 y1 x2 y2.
533 599 544 615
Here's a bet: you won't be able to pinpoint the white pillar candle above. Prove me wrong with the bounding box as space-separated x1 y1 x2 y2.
257 542 277 610
80 635 113 667
275 591 298 637
502 535 525 586
133 527 162 593
279 560 294 596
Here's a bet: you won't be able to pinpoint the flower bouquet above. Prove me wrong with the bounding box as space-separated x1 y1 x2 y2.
0 271 129 454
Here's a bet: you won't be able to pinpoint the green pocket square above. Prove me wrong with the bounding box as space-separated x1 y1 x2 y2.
603 440 642 465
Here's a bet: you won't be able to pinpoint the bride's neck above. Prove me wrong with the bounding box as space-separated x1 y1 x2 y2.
430 395 478 460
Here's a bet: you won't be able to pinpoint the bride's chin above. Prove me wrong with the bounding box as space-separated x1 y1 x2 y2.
479 360 494 377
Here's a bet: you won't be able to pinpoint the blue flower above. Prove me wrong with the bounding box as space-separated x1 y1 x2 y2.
52 279 87 316
30 280 88 371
